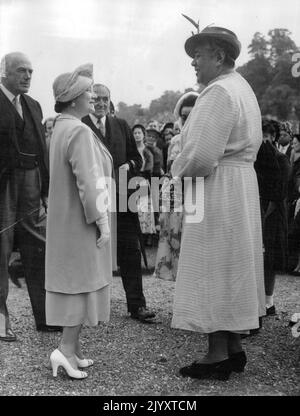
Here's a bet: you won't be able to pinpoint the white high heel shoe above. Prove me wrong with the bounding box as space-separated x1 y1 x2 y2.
50 349 88 379
75 355 94 368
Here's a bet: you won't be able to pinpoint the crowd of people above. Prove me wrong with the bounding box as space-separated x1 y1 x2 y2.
0 22 299 383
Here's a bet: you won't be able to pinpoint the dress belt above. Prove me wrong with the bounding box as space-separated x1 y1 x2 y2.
218 160 254 168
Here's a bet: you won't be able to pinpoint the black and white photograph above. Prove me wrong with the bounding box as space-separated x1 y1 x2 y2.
0 0 299 399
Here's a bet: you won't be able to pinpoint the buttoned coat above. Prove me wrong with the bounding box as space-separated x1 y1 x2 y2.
45 115 115 294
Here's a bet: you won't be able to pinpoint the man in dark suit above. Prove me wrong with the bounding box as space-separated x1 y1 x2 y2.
82 83 155 323
0 52 61 341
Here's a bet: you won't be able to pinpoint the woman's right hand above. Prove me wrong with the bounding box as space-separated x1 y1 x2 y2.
96 222 110 249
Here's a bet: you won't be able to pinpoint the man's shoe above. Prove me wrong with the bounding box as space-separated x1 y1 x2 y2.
266 305 276 316
36 324 62 332
130 307 155 322
0 328 17 342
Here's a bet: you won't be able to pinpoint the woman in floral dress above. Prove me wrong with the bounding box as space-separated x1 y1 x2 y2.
154 92 199 280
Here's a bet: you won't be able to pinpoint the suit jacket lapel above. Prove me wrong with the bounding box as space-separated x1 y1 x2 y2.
107 116 118 144
0 89 22 123
0 90 21 152
21 94 48 169
84 115 105 139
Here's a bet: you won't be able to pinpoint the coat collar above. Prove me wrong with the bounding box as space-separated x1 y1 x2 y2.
0 84 16 103
56 113 80 122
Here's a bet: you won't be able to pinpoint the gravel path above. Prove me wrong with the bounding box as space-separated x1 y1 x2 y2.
0 248 299 396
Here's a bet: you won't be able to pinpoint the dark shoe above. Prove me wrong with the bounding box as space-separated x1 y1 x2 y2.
241 316 263 338
229 351 247 373
266 305 276 316
36 324 62 332
130 307 155 322
179 359 232 381
0 328 17 342
241 328 260 338
8 260 24 288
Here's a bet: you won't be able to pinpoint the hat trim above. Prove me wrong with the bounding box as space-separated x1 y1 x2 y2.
185 32 241 59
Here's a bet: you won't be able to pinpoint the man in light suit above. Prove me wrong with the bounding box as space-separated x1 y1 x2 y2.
0 52 61 341
82 84 156 323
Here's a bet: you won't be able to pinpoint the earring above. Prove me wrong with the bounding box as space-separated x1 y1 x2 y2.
71 102 76 107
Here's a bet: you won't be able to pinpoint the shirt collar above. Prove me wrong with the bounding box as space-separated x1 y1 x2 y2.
90 113 106 126
0 83 20 103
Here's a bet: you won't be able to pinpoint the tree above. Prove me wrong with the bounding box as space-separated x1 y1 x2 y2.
260 84 298 120
148 90 182 120
237 55 273 101
116 102 147 127
248 32 269 58
268 28 297 64
237 28 300 121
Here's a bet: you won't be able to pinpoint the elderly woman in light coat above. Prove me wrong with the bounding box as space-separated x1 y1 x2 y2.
46 64 115 380
171 26 265 381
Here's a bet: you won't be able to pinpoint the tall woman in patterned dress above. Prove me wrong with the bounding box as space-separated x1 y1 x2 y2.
171 26 265 381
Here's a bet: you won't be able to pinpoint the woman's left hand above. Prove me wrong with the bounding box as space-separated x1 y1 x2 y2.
96 222 110 249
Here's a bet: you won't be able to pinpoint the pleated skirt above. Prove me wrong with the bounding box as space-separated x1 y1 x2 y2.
46 285 110 327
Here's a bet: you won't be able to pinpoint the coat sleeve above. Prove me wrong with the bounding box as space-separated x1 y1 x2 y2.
66 125 109 225
277 152 291 200
120 119 143 173
144 148 154 173
171 85 238 178
255 143 290 201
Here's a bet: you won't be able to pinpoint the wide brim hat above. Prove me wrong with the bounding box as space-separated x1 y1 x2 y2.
185 26 241 60
173 91 199 119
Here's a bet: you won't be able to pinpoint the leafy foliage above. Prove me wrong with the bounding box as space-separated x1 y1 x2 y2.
116 88 196 127
237 28 300 123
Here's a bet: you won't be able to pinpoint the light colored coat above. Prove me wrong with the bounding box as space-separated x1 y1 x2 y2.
46 114 115 294
171 71 265 333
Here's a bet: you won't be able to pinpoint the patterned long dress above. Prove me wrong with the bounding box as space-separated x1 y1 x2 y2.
171 71 265 333
154 176 183 281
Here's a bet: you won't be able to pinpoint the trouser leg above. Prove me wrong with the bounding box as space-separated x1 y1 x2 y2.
18 229 46 328
0 228 14 335
0 175 18 335
17 168 46 328
117 212 146 313
263 246 276 296
0 233 13 336
264 269 276 296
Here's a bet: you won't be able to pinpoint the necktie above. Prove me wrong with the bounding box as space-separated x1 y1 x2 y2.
97 118 105 137
12 96 23 118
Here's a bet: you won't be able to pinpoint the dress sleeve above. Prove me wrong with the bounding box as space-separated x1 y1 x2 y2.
171 85 238 178
66 125 108 225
